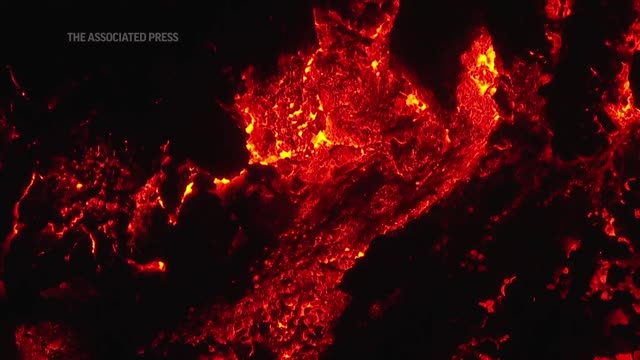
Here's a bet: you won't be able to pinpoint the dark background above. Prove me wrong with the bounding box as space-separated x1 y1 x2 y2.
1 0 639 358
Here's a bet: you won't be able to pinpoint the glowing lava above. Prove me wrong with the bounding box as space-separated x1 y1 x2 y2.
172 1 514 358
7 0 640 359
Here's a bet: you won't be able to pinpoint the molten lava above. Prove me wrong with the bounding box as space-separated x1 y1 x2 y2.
4 0 640 358
159 1 534 358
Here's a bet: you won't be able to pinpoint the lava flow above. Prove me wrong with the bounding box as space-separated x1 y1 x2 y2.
157 0 537 358
4 0 640 359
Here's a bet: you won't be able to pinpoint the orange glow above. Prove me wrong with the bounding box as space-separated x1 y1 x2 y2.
4 1 579 358
469 44 499 96
214 1 511 356
605 63 638 129
544 0 573 64
214 177 230 186
183 182 194 198
603 5 640 131
545 0 574 21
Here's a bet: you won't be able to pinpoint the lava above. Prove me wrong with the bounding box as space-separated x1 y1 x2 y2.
159 1 543 358
4 0 640 358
